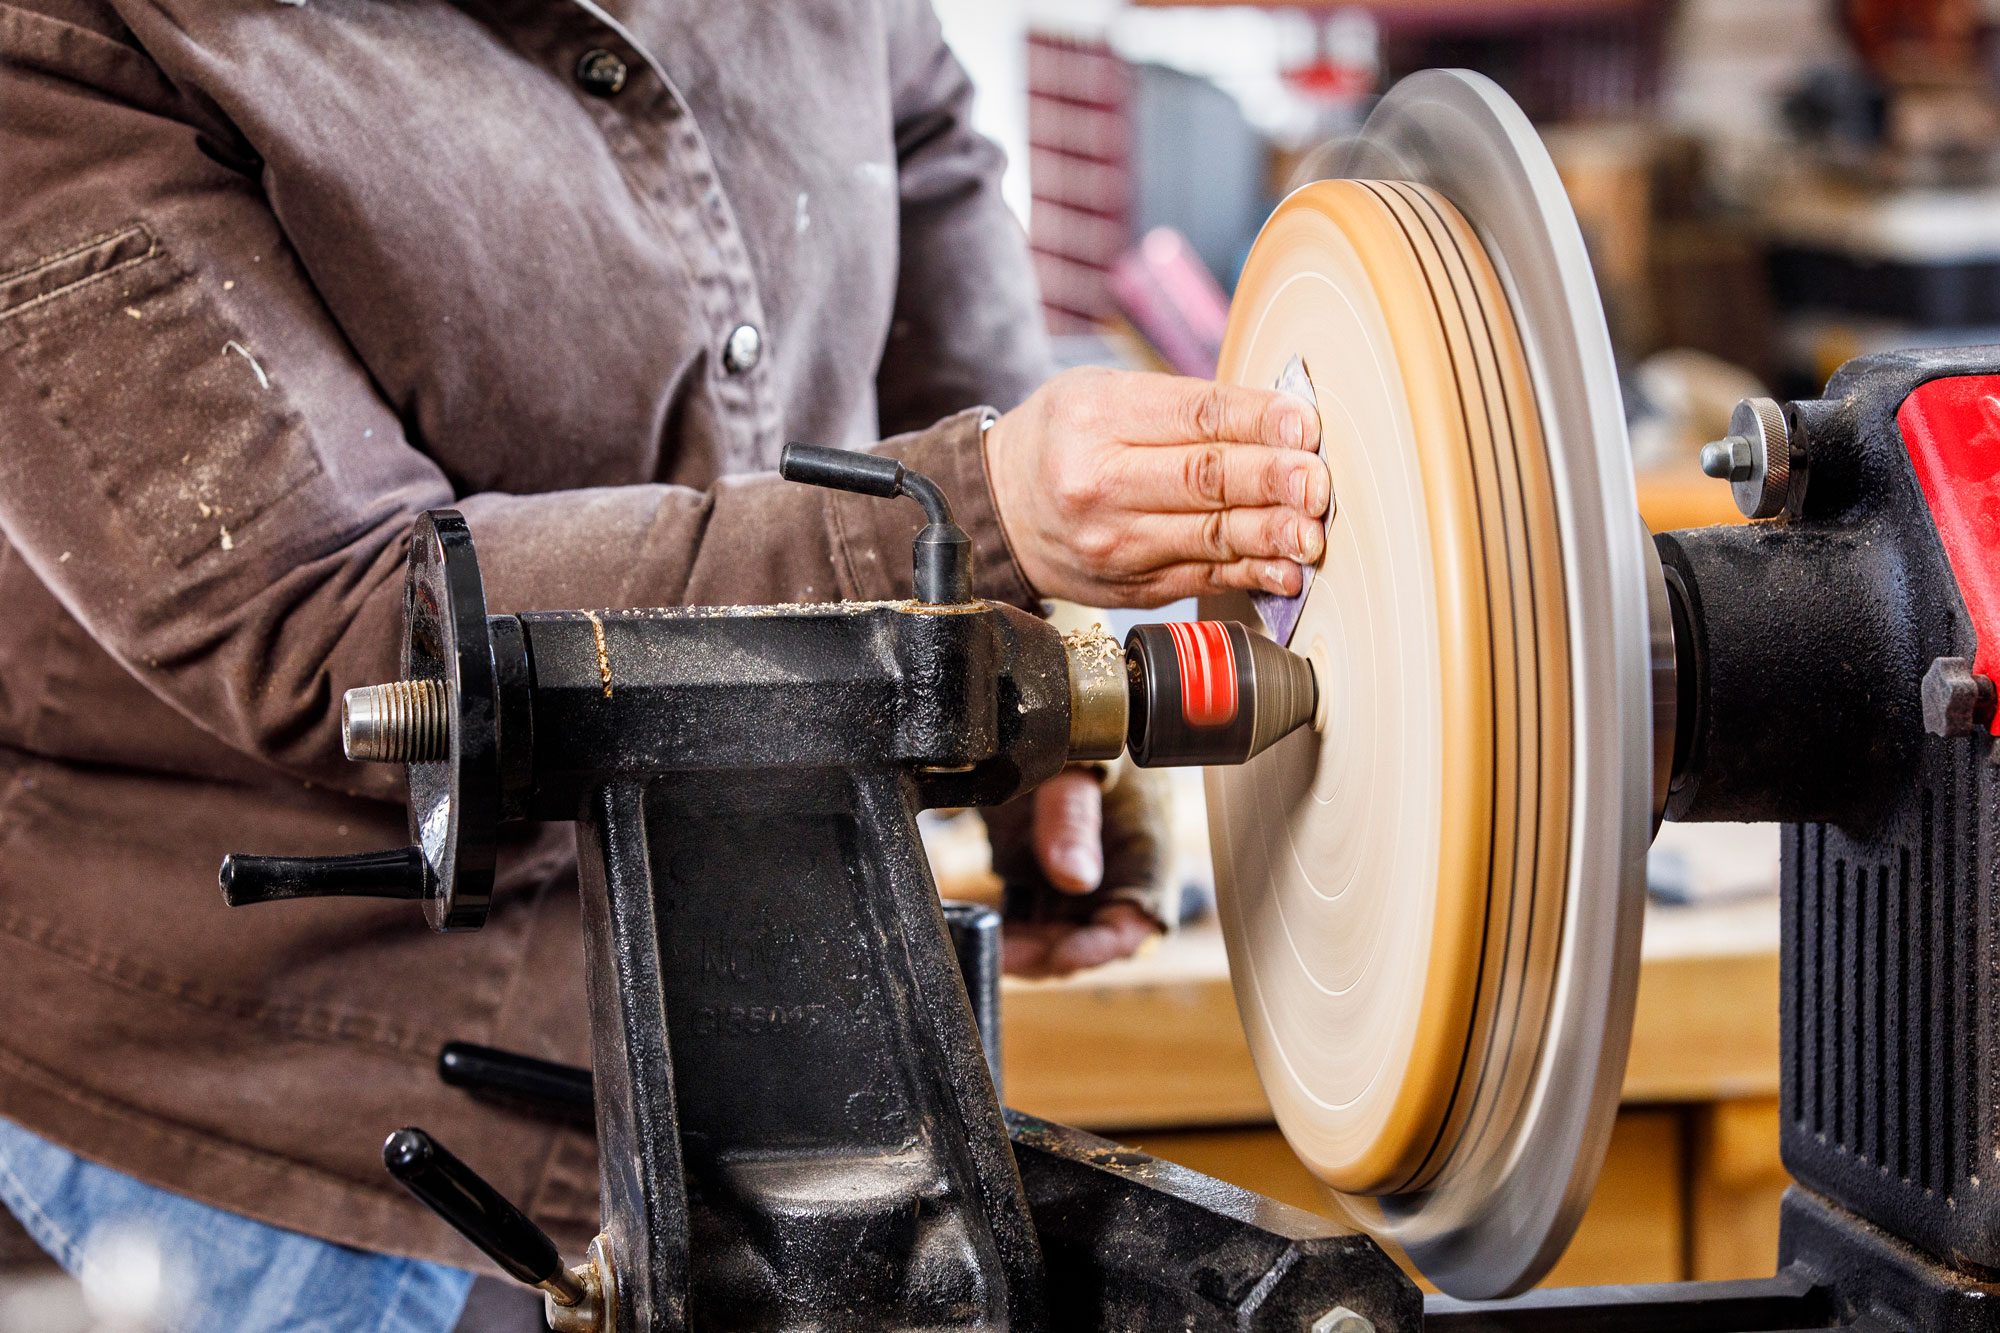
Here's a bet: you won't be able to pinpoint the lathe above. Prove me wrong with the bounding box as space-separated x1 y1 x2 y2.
219 70 2000 1332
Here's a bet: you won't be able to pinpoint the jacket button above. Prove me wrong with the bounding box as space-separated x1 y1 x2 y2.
723 323 762 374
575 49 628 97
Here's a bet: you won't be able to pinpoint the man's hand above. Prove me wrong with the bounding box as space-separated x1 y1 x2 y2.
984 366 1328 607
985 767 1175 979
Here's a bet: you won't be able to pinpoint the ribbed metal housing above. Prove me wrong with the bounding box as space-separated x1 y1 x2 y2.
1764 348 2000 1272
1785 782 1983 1233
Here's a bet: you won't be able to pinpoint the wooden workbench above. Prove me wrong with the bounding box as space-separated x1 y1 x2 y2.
998 896 1785 1289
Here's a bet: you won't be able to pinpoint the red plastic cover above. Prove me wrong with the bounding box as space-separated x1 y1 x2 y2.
1898 374 2000 734
1164 621 1239 728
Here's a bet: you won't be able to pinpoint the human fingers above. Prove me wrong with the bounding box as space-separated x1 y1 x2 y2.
1121 557 1306 605
1002 921 1058 978
1030 769 1105 894
1115 374 1321 451
1096 763 1175 919
1042 902 1162 976
1137 505 1326 569
1109 441 1331 516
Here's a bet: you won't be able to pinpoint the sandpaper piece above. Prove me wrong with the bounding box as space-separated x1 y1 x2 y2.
1249 353 1324 645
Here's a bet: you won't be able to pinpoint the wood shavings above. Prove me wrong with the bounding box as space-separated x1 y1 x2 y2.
1060 628 1120 668
223 340 269 390
582 609 612 697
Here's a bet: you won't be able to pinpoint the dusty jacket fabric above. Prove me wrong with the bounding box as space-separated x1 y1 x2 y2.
0 0 1048 1268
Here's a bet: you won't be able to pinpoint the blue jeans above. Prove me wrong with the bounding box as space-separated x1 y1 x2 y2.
0 1117 475 1332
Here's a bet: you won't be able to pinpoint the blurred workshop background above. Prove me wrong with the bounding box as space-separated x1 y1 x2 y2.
2 0 1989 1325
909 0 1995 1300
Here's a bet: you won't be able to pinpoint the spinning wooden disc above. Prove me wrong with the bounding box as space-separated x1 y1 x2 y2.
1202 72 1659 1299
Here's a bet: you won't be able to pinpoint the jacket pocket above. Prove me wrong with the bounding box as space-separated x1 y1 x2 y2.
0 224 157 320
0 223 324 568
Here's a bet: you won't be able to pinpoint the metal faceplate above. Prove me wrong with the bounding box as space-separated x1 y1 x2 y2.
1298 70 1655 1296
402 510 504 931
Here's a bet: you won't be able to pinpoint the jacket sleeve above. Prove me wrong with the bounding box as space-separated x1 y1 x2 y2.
0 1 1037 798
875 0 1055 436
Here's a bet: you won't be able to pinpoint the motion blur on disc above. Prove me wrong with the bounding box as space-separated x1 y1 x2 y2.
1200 70 1659 1299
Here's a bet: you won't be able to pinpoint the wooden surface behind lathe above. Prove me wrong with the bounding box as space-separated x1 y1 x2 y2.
997 897 1784 1287
1132 1108 1692 1290
1000 898 1778 1128
1124 1100 1787 1290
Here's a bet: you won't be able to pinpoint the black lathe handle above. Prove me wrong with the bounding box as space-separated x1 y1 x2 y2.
779 443 905 497
781 443 972 604
382 1128 578 1300
219 846 433 906
439 1041 594 1122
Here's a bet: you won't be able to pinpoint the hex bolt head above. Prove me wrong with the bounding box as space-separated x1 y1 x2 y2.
1921 657 1997 738
1311 1307 1376 1333
1699 435 1756 483
1701 397 1798 519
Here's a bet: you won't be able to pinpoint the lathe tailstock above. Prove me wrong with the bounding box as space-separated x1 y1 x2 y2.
216 446 1389 1332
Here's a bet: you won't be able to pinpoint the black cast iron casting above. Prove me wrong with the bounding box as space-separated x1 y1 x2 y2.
214 450 1378 1331
1657 347 2000 1302
479 535 1062 1332
222 501 1077 1327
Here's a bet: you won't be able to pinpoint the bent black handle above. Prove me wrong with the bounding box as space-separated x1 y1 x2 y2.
781 443 971 603
780 443 904 497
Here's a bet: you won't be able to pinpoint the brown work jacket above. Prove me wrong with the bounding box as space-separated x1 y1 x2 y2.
0 0 1048 1270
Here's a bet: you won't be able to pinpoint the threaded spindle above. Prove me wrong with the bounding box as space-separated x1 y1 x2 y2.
343 679 451 763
